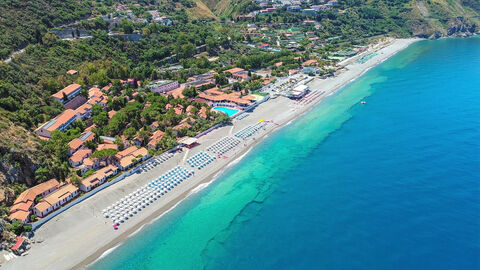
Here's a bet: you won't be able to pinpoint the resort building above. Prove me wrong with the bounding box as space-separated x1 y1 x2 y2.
115 146 150 171
69 148 92 167
33 184 79 218
147 130 165 149
68 131 95 155
9 179 60 224
289 84 309 99
81 157 101 174
197 90 255 109
51 84 82 104
35 109 78 139
79 165 119 192
302 59 318 67
147 80 180 93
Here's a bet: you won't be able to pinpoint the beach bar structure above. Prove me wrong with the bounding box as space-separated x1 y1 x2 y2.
288 84 309 99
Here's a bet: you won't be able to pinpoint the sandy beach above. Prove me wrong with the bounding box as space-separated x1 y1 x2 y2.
3 38 418 270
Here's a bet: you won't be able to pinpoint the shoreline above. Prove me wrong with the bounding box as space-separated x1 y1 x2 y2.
4 38 419 270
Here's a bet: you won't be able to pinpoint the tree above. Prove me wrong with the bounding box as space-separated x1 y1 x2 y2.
123 127 137 140
30 214 38 222
115 135 125 150
91 149 118 159
182 87 197 98
70 174 81 187
11 221 24 235
120 19 134 34
214 74 228 86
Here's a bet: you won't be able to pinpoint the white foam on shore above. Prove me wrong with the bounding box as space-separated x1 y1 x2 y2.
128 224 146 237
89 243 122 265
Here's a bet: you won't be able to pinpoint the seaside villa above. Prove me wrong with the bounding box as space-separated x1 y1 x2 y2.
115 146 150 171
9 179 60 224
33 184 79 218
79 165 119 192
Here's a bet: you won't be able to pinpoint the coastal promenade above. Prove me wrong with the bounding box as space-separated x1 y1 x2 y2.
3 38 417 270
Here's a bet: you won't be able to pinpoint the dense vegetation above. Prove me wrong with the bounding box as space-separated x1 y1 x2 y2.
0 0 477 212
0 0 92 59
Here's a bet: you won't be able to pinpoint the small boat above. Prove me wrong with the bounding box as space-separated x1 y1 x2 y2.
361 101 366 104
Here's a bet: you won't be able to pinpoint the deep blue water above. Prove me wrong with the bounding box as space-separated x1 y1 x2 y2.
91 37 480 270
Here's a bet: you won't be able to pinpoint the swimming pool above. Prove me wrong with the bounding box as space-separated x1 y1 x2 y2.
213 107 239 117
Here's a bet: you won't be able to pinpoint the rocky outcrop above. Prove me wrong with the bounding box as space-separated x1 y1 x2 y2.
447 22 476 37
0 147 37 186
424 20 477 39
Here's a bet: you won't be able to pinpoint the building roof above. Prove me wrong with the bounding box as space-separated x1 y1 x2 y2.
119 148 148 168
66 70 78 75
69 149 92 164
10 201 33 213
51 84 82 99
179 137 197 145
9 211 30 223
11 179 60 207
83 157 97 167
116 146 139 159
11 236 24 251
69 131 95 150
97 143 118 151
204 87 223 96
81 165 118 189
35 184 79 212
166 87 185 99
199 107 207 119
173 122 191 131
302 59 318 66
148 130 165 148
40 109 78 132
108 110 117 119
224 67 245 74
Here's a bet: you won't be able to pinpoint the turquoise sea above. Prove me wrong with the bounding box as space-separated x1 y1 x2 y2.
91 37 480 270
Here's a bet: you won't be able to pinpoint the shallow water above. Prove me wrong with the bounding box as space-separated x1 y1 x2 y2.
91 37 480 270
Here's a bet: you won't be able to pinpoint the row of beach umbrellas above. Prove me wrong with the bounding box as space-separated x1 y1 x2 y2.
206 137 241 155
102 166 194 227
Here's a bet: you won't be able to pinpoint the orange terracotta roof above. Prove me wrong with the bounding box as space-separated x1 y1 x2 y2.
51 84 81 99
42 109 78 132
108 110 117 119
224 67 245 74
75 103 92 115
10 201 33 213
97 144 118 151
12 179 60 207
68 132 94 150
199 107 207 119
116 146 139 159
83 157 96 166
166 87 185 99
69 149 92 164
173 122 191 131
9 211 29 223
119 148 148 167
42 184 78 207
204 87 223 96
81 165 118 189
302 59 318 66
